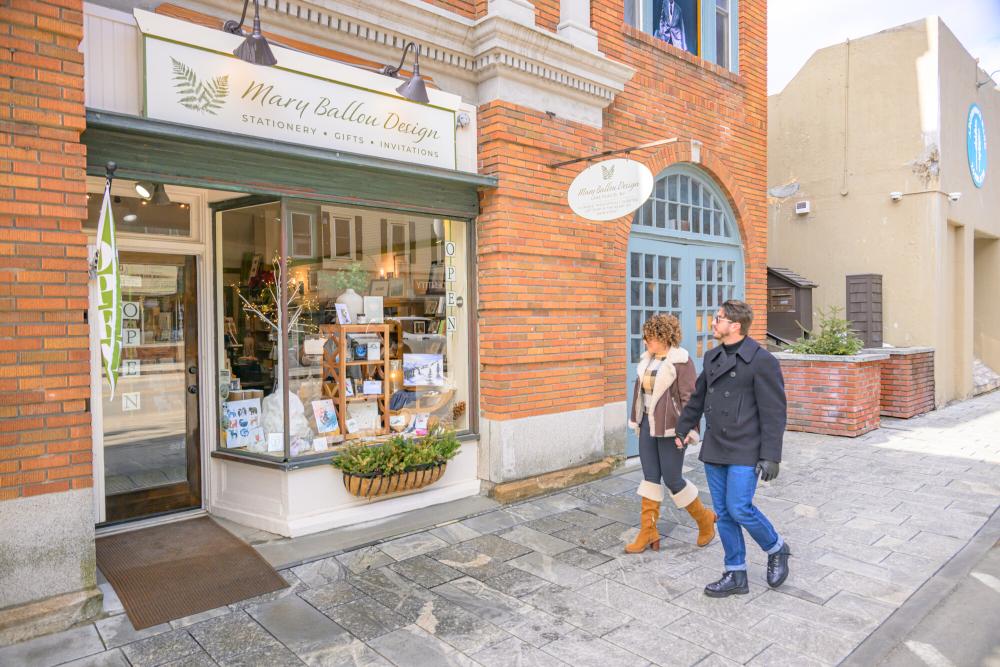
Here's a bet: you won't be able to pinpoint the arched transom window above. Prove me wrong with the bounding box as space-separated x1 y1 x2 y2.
633 171 739 244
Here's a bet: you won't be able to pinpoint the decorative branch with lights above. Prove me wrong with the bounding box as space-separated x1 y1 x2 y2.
233 256 319 336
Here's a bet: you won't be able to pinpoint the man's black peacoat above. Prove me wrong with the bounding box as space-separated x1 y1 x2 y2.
675 336 786 467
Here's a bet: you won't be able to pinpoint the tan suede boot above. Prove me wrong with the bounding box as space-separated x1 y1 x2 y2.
625 497 661 553
685 497 717 547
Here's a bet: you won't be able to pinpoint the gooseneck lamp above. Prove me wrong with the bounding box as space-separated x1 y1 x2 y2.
380 41 429 104
224 0 277 67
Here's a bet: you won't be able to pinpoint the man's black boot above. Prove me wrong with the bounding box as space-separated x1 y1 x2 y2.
704 570 749 598
766 542 791 588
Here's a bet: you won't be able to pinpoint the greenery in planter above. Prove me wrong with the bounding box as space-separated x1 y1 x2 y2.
785 307 865 355
332 426 461 477
329 261 369 295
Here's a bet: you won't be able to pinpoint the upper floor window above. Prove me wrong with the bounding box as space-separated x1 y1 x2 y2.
633 169 739 245
624 0 739 72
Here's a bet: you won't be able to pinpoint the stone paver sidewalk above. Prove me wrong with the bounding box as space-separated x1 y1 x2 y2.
3 391 1000 666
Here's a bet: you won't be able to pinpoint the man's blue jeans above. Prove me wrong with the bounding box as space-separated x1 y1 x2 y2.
704 463 784 571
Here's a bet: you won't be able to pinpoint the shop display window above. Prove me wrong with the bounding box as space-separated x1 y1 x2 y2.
216 198 471 463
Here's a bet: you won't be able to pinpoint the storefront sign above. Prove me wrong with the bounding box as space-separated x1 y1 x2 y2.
96 178 122 398
137 11 458 170
967 104 988 188
568 159 655 221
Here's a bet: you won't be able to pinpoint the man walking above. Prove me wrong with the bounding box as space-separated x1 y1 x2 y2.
675 299 790 597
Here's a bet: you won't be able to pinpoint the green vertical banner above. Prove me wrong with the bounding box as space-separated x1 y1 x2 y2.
96 177 122 398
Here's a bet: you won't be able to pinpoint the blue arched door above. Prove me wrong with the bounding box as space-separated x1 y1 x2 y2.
625 165 744 457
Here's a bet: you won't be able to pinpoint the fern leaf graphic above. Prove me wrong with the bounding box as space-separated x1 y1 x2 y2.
601 164 615 180
170 59 229 115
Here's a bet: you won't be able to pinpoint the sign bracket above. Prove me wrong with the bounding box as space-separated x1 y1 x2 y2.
548 137 680 169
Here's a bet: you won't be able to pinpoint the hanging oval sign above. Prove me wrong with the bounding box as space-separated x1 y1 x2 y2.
967 103 987 188
568 158 655 221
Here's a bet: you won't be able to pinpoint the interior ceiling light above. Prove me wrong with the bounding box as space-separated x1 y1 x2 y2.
123 214 138 223
224 0 277 67
135 181 154 199
151 183 171 206
380 41 429 104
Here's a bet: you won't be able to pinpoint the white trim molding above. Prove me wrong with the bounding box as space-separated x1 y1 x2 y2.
187 0 635 127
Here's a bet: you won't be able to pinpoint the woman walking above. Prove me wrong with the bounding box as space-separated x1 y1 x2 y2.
626 314 716 553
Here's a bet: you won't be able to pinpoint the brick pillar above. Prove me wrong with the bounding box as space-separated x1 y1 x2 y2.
875 348 936 418
0 0 101 645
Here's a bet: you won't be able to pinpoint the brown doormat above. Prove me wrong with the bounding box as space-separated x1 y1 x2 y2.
96 517 288 629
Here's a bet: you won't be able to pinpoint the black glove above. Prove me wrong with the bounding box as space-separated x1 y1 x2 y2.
756 459 779 482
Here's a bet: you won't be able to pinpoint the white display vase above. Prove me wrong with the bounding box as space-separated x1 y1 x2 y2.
336 288 364 321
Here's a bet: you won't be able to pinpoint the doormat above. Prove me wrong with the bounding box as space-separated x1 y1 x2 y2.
96 516 288 629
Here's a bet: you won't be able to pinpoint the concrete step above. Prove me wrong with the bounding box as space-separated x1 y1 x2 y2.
973 358 1000 396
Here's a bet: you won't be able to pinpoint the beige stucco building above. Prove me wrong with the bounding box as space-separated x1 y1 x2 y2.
768 17 1000 406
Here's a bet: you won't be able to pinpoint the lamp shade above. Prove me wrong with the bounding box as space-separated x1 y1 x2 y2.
135 181 154 199
396 70 429 104
151 183 171 206
234 15 277 66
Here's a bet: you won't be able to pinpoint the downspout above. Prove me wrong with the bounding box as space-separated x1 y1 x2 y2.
840 38 851 197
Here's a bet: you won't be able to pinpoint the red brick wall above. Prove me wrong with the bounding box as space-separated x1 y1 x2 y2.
779 357 882 437
0 0 91 500
477 0 767 421
419 0 483 20
880 350 935 418
534 0 560 32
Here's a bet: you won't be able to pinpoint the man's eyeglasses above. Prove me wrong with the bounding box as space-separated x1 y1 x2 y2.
713 315 732 324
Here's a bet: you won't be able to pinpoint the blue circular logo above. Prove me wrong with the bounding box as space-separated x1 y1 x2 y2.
967 104 987 188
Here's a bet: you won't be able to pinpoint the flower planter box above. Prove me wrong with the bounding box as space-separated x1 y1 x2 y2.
774 352 889 437
342 463 447 498
863 347 935 418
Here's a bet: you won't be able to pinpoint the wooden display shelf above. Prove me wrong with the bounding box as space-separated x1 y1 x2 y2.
319 323 392 440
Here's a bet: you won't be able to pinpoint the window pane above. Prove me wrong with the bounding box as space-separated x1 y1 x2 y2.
671 258 680 282
679 176 690 203
630 252 641 277
641 200 653 227
658 255 668 280
85 185 191 237
656 178 666 200
645 254 654 277
716 9 729 68
631 309 642 335
655 200 666 228
668 175 678 201
334 218 351 258
668 203 678 229
692 183 701 207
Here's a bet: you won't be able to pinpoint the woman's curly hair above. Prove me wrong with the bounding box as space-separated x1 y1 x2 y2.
642 313 682 348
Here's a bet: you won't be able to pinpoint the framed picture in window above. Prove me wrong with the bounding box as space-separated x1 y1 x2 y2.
650 0 699 56
388 278 405 297
426 262 445 295
369 279 389 297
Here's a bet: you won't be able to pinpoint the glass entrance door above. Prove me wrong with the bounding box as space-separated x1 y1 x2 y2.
99 252 201 523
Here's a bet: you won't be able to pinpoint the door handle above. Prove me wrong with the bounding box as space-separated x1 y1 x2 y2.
187 385 198 394
188 366 198 375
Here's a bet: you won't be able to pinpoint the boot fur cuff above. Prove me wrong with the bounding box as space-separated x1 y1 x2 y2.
670 481 699 508
637 480 664 502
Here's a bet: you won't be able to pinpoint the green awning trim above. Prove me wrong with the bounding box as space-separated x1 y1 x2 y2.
83 110 495 219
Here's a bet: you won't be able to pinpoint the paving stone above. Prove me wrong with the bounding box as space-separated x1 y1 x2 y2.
187 611 282 662
336 547 394 575
119 629 202 667
59 649 131 667
430 576 535 624
691 655 742 667
874 531 965 562
247 595 355 661
541 629 651 667
0 624 105 667
95 614 171 649
157 651 217 667
522 585 631 636
388 555 464 588
823 591 897 626
428 522 482 545
582 498 643 527
566 484 617 505
748 590 873 635
502 501 563 523
589 475 639 496
499 525 576 555
481 565 553 598
367 624 480 667
470 636 567 667
819 569 914 606
459 509 524 534
530 493 587 514
508 552 601 589
323 596 408 640
413 596 511 653
169 606 232 628
523 516 575 535
215 643 304 667
812 535 894 565
378 532 450 561
668 588 762 632
576 578 688 627
750 613 857 664
551 546 613 570
502 608 578 648
430 544 510 581
228 569 301 610
458 534 534 561
553 522 632 552
305 640 393 667
745 643 825 667
552 508 615 530
664 612 769 664
604 620 709 666
350 568 441 622
298 580 364 611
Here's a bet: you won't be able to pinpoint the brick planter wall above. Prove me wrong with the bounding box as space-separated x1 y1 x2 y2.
866 348 935 418
775 353 889 437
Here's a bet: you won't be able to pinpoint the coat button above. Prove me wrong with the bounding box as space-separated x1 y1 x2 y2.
722 411 729 416
722 428 728 434
730 371 736 378
724 391 730 397
709 388 714 394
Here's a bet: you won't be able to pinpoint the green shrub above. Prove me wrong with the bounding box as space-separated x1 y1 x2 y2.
332 426 461 476
785 307 865 355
